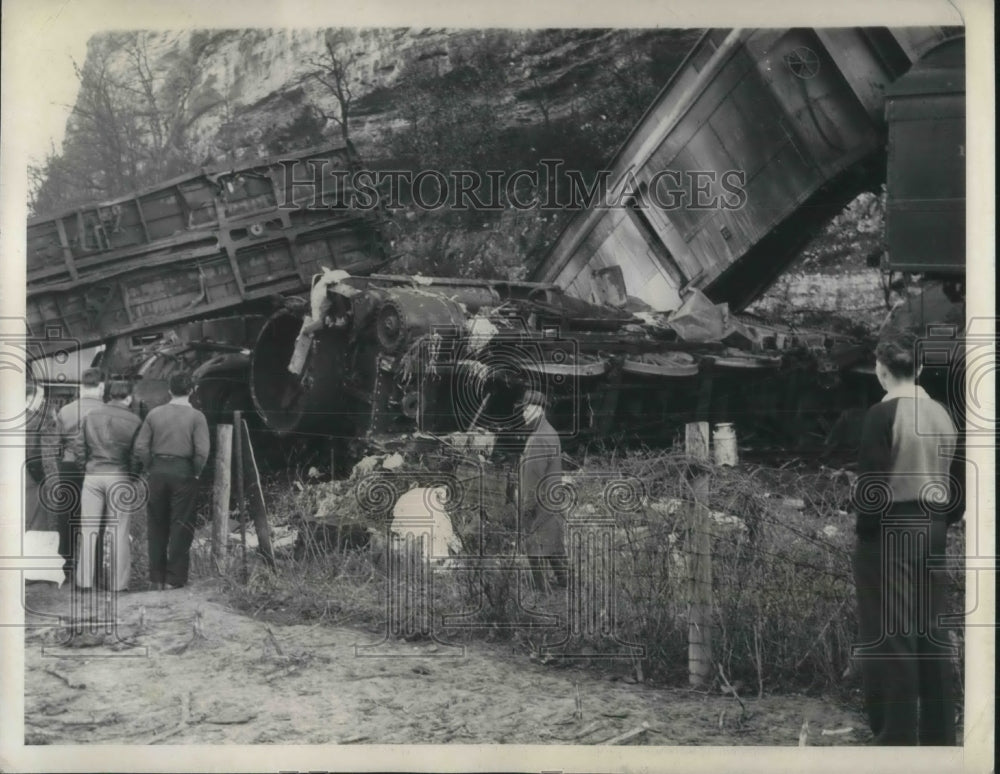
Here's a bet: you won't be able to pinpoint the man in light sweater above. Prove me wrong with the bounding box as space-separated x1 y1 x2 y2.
851 333 963 745
71 380 142 592
133 371 210 589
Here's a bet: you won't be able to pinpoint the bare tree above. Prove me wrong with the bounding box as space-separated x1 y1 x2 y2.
123 32 222 178
526 70 553 129
303 29 361 163
70 50 144 193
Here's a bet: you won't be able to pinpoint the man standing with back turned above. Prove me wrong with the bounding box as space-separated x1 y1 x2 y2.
517 389 569 591
72 380 142 593
134 372 210 589
55 367 105 583
851 332 962 745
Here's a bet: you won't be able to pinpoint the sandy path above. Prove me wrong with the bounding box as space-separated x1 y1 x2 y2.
23 580 866 746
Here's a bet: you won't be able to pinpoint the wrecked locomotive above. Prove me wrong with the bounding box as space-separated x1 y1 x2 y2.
249 271 874 459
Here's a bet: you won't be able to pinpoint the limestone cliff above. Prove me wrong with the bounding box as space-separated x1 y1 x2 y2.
41 27 700 189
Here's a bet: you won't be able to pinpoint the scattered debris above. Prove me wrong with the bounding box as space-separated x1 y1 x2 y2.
821 726 855 736
148 692 191 744
165 610 209 656
351 455 381 479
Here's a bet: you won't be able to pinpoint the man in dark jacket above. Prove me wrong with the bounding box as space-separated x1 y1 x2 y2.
24 380 57 534
851 333 962 745
133 371 210 589
54 367 105 581
72 380 142 592
517 389 568 590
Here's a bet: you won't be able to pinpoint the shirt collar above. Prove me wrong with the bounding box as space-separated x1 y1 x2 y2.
881 383 931 403
169 395 191 407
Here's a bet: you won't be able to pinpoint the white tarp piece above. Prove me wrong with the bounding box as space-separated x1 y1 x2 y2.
390 487 461 560
23 531 65 586
464 315 498 353
382 453 405 470
288 269 356 375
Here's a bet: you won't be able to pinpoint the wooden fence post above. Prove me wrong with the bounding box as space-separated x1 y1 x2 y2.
211 423 233 569
685 421 713 687
239 418 275 571
234 411 247 583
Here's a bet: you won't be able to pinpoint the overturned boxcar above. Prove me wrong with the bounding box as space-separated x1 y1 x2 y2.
531 27 958 312
26 143 391 417
26 143 390 361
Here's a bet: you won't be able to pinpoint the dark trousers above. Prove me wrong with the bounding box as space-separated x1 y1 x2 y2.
853 518 956 745
57 461 84 577
146 458 199 587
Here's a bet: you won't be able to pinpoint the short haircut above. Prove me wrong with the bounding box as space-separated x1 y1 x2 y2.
81 368 103 388
518 388 549 410
108 380 132 401
875 333 918 379
169 371 193 396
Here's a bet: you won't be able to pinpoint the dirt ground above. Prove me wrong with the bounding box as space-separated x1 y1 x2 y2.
22 578 869 746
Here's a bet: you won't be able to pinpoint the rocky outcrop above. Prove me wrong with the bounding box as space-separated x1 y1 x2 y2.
69 27 701 168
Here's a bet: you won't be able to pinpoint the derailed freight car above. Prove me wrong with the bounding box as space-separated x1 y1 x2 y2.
26 143 392 416
531 27 957 313
26 142 391 360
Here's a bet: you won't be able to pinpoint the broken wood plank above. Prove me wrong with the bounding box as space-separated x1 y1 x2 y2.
205 710 258 726
240 418 275 570
148 692 191 745
573 720 605 740
600 721 651 745
42 667 86 690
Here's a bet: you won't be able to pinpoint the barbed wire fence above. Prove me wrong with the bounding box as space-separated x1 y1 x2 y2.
231 436 965 703
563 449 965 699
